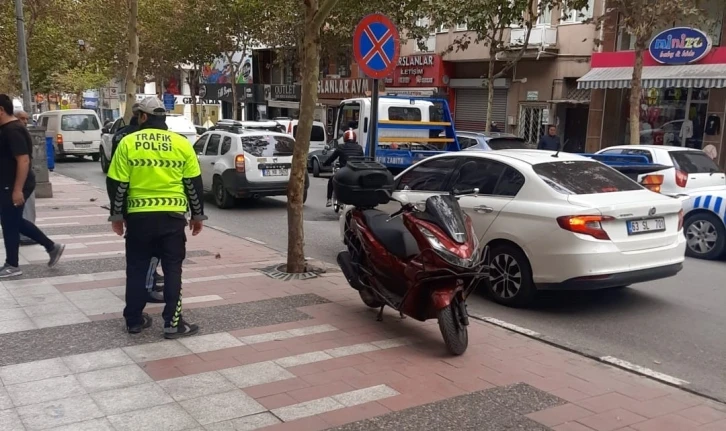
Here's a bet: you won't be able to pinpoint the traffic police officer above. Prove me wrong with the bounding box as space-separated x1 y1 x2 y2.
106 97 206 338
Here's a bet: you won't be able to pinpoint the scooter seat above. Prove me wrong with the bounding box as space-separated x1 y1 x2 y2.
362 210 420 259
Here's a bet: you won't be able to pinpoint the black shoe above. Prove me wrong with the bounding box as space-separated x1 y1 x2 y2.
47 243 66 268
164 319 199 339
127 313 153 334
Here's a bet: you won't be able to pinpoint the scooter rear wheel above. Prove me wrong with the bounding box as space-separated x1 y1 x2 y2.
438 302 468 355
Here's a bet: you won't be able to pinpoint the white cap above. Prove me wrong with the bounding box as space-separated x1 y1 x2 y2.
137 97 166 116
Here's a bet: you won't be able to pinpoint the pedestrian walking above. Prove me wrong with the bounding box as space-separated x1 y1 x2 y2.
14 109 37 246
537 124 561 151
106 96 206 337
0 95 65 277
110 104 164 302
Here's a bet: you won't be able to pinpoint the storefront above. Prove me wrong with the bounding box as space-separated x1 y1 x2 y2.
449 78 509 133
384 54 451 99
266 84 301 119
199 83 259 121
578 26 726 165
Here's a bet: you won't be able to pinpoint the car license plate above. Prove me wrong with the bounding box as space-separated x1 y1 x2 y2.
263 169 288 177
75 143 91 148
627 217 665 235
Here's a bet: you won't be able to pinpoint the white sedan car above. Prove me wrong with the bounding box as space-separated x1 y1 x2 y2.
340 150 686 306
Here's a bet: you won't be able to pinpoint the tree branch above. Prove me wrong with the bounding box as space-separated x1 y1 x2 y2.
493 20 533 80
312 0 341 31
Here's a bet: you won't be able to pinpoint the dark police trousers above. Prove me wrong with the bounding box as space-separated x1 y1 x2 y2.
123 212 186 327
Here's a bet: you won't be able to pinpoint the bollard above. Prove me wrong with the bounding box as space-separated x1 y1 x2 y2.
45 137 55 171
27 126 53 198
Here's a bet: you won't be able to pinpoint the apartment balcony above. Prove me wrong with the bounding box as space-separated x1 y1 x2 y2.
509 26 557 48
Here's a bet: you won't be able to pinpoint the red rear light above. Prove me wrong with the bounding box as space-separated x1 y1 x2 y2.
287 123 292 134
235 154 245 172
56 134 63 145
678 209 684 231
675 169 688 188
640 174 664 193
557 215 614 240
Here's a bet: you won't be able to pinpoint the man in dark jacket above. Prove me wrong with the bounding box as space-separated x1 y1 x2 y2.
537 125 561 151
324 129 363 207
110 104 164 302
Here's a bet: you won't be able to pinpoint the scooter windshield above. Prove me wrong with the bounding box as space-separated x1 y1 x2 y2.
424 195 468 244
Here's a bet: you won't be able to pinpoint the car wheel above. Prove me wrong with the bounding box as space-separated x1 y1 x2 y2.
684 212 726 260
213 177 235 209
92 153 100 162
486 244 535 307
100 151 109 174
312 159 321 177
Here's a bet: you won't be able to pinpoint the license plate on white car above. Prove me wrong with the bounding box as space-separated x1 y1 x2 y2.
263 169 288 177
627 218 665 235
75 143 91 148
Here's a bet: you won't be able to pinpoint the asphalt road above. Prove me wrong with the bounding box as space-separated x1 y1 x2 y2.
55 158 726 402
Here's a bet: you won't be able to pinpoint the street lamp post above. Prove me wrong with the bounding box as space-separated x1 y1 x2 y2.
14 0 33 113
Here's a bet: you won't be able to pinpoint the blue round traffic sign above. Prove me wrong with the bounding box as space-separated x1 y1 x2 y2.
353 14 401 79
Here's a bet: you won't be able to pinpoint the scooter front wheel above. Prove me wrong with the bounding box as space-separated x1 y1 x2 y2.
438 302 469 355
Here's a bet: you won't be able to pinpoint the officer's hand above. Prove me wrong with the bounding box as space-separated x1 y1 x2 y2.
111 220 125 236
190 220 203 236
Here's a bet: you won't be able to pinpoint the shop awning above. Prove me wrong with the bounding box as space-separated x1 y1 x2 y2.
548 88 590 104
577 64 726 89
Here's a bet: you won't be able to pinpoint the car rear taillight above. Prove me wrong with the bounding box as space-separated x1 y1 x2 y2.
557 215 614 240
675 169 688 188
678 209 684 231
235 154 245 173
287 122 292 134
640 174 664 193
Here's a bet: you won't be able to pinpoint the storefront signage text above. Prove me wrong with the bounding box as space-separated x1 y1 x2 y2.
272 85 299 100
318 78 369 96
649 27 712 65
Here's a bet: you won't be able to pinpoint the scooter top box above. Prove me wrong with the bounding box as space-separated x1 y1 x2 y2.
333 159 394 207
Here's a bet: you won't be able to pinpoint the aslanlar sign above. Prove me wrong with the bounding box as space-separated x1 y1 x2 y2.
649 27 712 65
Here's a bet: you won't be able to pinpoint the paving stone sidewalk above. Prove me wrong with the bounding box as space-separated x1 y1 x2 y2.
0 173 724 431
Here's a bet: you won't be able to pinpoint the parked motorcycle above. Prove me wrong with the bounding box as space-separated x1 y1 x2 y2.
334 160 489 355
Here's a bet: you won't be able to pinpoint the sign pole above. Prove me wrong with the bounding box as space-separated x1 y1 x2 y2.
368 79 379 161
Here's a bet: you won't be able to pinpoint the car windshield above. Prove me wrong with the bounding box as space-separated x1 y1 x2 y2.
669 151 721 174
486 137 528 150
293 125 326 142
533 160 642 194
61 114 100 131
240 135 295 157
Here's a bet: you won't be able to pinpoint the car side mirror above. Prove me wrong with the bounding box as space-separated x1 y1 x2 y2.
102 127 109 134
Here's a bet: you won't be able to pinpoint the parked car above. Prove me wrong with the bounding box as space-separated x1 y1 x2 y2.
458 131 529 151
37 109 103 161
99 114 197 173
680 190 726 260
193 130 309 208
596 145 726 195
340 150 685 307
276 119 328 152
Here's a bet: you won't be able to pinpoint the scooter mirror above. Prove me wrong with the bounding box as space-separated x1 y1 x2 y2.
473 188 479 196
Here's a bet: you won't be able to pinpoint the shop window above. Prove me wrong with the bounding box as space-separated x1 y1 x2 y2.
388 107 422 121
623 87 710 149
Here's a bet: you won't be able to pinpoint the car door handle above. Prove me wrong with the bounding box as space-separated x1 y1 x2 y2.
474 205 493 214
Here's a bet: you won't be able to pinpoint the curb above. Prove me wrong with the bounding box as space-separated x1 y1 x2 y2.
469 314 726 405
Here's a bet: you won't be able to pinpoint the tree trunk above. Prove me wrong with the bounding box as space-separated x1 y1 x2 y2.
629 43 645 145
286 9 320 273
122 0 139 123
485 59 495 133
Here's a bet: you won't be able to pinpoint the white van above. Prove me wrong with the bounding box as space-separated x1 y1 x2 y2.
38 109 103 161
332 97 437 150
275 119 327 152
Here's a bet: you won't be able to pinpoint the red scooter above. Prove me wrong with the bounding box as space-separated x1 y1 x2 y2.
336 168 488 355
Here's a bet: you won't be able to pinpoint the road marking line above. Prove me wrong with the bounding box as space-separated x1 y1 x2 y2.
600 356 689 386
478 316 541 337
243 237 266 245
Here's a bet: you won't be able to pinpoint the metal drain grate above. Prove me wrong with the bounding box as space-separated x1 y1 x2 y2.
256 263 325 281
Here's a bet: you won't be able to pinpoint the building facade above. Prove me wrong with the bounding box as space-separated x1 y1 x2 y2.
578 0 726 165
398 3 603 149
